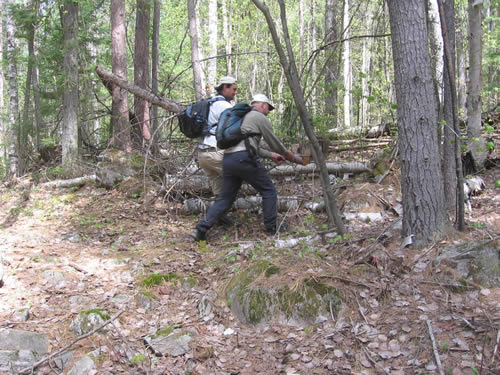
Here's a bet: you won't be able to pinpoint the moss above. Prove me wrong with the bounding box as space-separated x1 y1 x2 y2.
153 324 181 338
79 308 110 321
141 273 180 288
264 264 280 277
140 291 156 299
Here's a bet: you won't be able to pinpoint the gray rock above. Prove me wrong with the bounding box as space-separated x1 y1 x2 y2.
135 293 156 312
435 239 500 287
96 150 143 189
53 351 74 371
69 309 110 336
12 308 30 322
42 270 66 287
0 329 48 372
66 355 95 375
144 328 192 357
0 328 49 354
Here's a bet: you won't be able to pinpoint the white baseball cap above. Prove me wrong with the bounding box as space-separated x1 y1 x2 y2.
251 94 275 111
216 76 237 87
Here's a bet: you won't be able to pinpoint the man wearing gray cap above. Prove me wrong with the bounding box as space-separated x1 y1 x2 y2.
198 76 238 225
191 94 303 241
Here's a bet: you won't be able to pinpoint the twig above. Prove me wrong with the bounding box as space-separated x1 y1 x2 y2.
426 319 445 375
491 328 500 365
362 347 390 374
18 310 125 374
65 261 86 274
355 295 369 325
452 314 476 330
319 275 373 289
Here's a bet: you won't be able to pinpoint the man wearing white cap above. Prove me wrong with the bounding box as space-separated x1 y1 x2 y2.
198 76 238 225
191 94 303 241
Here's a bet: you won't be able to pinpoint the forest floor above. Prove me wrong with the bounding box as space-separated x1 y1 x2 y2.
0 150 499 375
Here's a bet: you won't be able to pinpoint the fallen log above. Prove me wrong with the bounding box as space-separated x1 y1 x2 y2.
95 65 183 113
267 161 372 176
42 175 96 188
183 195 299 215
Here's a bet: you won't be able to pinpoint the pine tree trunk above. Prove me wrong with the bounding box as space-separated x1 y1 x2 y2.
187 0 205 100
60 2 80 171
111 0 131 151
7 4 20 179
441 0 458 212
0 1 6 169
456 2 468 120
387 0 450 247
134 0 151 144
467 0 487 171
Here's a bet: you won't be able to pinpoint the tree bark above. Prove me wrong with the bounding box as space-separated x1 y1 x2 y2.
467 0 487 171
439 0 458 212
343 0 351 128
221 0 233 75
207 0 217 88
251 0 346 234
387 0 449 247
111 0 131 151
32 1 42 154
6 2 19 179
134 0 151 144
0 1 4 168
187 0 205 100
151 0 160 145
60 1 80 171
324 0 341 126
96 66 184 113
437 0 465 230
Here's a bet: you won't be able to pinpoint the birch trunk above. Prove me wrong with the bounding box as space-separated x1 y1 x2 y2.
466 0 487 171
60 1 80 171
324 0 341 126
456 2 467 120
207 0 217 88
187 0 205 100
0 1 4 166
6 4 19 178
343 0 351 128
111 0 131 151
222 0 233 75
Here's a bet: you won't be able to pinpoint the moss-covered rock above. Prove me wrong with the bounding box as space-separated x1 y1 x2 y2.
225 260 342 326
69 309 111 336
143 326 192 357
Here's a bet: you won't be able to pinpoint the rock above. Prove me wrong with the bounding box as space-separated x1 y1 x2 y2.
144 327 192 357
96 150 145 189
69 309 110 336
53 351 74 371
42 270 66 287
225 260 342 326
66 355 95 375
69 296 95 313
435 239 500 287
135 292 157 312
0 329 49 372
13 308 30 322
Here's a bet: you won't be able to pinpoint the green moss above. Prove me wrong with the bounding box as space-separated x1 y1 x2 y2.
141 273 180 288
153 324 181 338
140 291 156 299
79 308 110 321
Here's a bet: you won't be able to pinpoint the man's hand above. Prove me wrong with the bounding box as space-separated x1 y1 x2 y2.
284 151 295 162
272 153 286 163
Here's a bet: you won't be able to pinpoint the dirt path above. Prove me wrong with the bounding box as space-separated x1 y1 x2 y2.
1 167 499 374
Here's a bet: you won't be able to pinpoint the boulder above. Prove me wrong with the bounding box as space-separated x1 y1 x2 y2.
225 260 342 327
69 309 110 336
144 327 192 357
0 329 49 372
435 239 500 288
96 149 145 189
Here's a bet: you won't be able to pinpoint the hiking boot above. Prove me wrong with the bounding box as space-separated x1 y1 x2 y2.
265 220 289 235
217 214 234 227
189 229 207 242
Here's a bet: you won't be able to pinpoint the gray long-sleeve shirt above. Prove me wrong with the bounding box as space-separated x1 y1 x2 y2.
224 109 287 159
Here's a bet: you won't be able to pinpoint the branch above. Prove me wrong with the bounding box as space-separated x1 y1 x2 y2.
95 65 184 113
426 319 445 375
18 310 125 374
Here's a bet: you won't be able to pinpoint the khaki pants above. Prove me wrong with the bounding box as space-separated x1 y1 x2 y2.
198 149 224 196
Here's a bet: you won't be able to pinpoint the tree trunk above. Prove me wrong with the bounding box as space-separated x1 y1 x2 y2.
6 3 19 179
151 0 160 146
324 0 341 127
360 4 374 129
428 0 444 129
467 0 487 171
187 0 205 100
343 0 351 128
387 0 449 247
60 1 80 171
111 0 131 151
252 0 346 235
134 0 151 144
440 0 458 212
32 13 42 153
0 1 4 169
207 0 217 88
437 0 465 230
456 2 467 120
222 0 233 75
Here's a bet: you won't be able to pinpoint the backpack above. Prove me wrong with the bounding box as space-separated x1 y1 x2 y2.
216 103 254 149
177 96 226 138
